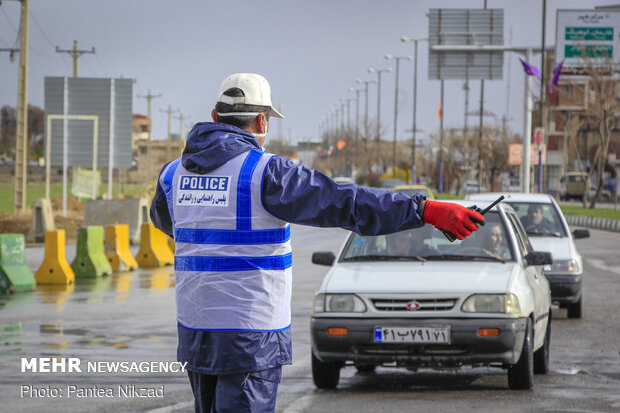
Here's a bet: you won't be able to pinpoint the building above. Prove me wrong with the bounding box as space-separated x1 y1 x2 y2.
129 139 185 184
543 49 620 196
132 114 149 149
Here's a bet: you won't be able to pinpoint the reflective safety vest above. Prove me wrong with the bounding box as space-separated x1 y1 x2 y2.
160 149 292 331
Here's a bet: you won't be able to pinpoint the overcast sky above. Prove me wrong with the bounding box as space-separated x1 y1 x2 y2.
0 0 617 147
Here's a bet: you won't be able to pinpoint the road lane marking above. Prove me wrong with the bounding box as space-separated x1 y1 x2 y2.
586 259 620 276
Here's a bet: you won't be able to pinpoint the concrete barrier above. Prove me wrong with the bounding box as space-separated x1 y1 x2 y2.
136 223 174 268
27 199 55 243
34 230 75 285
105 224 139 272
566 215 620 233
84 198 151 244
0 234 35 293
71 226 113 277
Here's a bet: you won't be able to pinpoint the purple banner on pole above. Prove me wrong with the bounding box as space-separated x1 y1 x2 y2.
549 59 565 94
519 58 541 78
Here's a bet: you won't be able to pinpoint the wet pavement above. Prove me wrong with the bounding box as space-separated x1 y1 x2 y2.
2 226 620 412
0 245 194 412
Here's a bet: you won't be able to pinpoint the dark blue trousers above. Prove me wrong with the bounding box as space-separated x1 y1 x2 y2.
187 366 281 413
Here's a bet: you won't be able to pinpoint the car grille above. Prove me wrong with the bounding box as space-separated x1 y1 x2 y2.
371 298 457 312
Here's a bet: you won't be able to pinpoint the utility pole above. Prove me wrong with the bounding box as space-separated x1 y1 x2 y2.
137 90 161 184
55 40 95 77
439 80 445 193
5 0 29 214
173 112 190 156
160 105 178 161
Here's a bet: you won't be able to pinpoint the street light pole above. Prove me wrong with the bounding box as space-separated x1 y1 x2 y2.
385 54 412 175
349 88 361 141
401 37 428 184
368 67 392 143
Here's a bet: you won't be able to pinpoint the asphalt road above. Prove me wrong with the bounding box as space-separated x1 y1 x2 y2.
0 225 619 412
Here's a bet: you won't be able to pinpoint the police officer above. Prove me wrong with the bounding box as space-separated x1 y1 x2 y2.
150 73 485 412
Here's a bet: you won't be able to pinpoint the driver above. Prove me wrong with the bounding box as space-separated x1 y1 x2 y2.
385 227 436 257
521 204 554 234
385 232 413 256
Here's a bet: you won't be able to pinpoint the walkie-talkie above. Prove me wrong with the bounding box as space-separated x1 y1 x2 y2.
441 195 506 242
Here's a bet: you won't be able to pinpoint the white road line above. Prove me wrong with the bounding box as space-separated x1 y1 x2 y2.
281 394 315 413
586 258 620 276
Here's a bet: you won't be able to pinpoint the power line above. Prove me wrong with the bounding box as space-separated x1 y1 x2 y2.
94 52 109 77
28 6 56 48
0 6 18 32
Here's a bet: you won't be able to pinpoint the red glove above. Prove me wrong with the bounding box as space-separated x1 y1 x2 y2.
423 200 485 240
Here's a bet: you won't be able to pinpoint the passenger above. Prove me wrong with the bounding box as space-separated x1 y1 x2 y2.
480 222 506 258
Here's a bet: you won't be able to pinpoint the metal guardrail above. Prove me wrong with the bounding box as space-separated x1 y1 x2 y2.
565 215 620 233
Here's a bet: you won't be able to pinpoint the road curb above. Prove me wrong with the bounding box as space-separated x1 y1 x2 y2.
565 215 620 233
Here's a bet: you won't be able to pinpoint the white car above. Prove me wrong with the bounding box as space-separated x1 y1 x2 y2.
310 201 552 390
466 193 589 318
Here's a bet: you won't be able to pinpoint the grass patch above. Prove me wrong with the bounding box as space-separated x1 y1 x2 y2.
0 183 147 214
436 193 465 200
559 204 620 221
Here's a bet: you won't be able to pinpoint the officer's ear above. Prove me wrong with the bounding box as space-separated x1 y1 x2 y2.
211 109 218 122
255 113 267 134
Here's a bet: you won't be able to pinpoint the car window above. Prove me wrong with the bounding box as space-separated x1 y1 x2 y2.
341 211 514 262
507 202 567 237
506 213 530 259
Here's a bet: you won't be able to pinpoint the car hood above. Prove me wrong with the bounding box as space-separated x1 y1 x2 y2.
528 237 575 261
324 261 516 294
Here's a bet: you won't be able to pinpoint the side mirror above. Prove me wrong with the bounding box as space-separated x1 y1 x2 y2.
525 251 553 267
572 229 590 239
312 251 336 266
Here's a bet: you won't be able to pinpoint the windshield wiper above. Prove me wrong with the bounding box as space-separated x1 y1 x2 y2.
420 254 505 263
343 254 426 262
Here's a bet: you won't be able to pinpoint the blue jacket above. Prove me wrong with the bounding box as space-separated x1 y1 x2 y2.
150 122 426 374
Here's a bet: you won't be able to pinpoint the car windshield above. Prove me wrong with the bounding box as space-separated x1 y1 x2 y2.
341 211 514 262
507 202 567 237
395 188 430 198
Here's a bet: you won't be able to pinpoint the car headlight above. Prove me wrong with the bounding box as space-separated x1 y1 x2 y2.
461 294 521 315
313 293 367 313
543 259 580 274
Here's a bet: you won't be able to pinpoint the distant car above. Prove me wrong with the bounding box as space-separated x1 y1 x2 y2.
380 178 407 189
333 176 355 185
559 172 586 200
311 200 552 390
466 192 589 318
392 184 436 200
463 180 487 194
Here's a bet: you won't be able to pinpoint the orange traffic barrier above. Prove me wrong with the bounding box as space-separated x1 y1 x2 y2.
136 223 174 267
34 230 75 285
105 224 139 271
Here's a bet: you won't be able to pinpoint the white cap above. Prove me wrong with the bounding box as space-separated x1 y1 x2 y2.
216 73 284 119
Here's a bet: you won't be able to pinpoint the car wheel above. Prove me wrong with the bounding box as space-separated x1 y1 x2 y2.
508 318 534 390
567 297 582 319
354 363 376 373
534 312 551 375
312 352 340 389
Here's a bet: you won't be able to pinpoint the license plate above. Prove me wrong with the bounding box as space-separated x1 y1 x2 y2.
374 326 450 344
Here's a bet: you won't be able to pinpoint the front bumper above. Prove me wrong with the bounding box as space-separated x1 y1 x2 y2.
311 317 527 367
544 273 582 304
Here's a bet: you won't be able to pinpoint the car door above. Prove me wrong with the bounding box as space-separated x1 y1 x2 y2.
506 212 550 348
